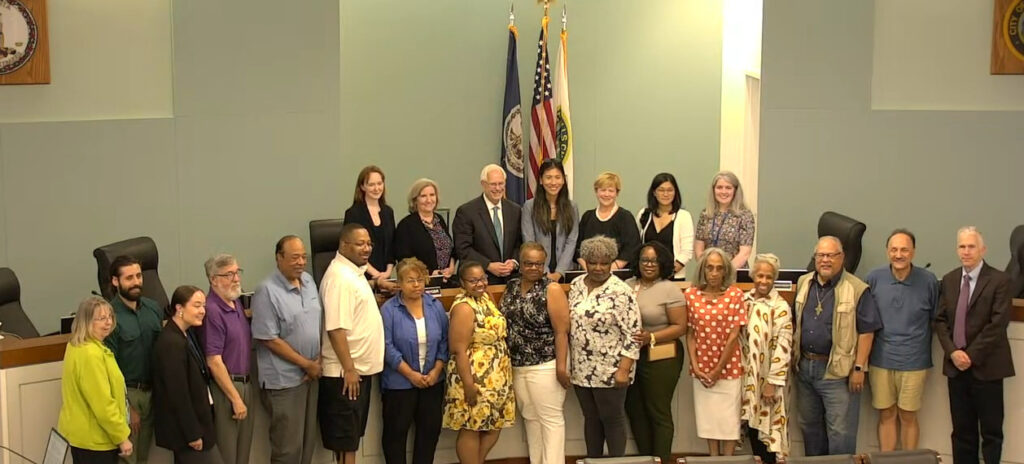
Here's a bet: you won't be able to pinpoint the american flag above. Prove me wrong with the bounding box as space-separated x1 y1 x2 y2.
527 16 556 200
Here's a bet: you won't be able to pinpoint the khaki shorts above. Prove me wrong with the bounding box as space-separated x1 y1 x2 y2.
869 366 928 411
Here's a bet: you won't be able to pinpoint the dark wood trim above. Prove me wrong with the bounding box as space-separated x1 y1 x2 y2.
0 333 69 368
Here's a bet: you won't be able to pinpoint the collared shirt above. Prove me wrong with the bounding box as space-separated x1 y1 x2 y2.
500 276 557 367
800 270 883 355
105 296 164 385
483 194 504 234
380 292 449 390
251 269 322 390
866 265 939 370
201 289 252 376
961 261 984 300
320 252 384 377
567 274 642 387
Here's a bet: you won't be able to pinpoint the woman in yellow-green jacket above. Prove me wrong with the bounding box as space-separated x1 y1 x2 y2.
58 296 134 464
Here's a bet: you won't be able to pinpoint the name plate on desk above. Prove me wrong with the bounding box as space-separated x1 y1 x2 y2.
425 286 442 296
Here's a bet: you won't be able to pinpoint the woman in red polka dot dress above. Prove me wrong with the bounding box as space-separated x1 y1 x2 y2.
684 247 747 456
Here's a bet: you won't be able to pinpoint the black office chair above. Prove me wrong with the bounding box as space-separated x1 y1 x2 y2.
678 456 760 463
92 237 170 312
0 268 41 338
1006 224 1024 299
862 449 940 464
806 211 867 274
309 219 344 288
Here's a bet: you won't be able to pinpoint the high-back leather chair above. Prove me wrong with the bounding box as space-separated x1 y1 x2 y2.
93 237 169 311
309 219 344 288
0 268 41 338
679 456 761 463
806 211 867 273
1006 224 1024 299
862 449 940 464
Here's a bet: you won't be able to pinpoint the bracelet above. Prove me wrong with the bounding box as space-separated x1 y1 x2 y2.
649 332 657 346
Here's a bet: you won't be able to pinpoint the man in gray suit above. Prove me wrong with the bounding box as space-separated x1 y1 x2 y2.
452 164 523 284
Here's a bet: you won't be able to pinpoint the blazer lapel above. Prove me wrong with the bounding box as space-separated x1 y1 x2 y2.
479 198 501 251
968 264 992 308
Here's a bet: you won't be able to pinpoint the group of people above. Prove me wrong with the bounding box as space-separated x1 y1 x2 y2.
54 161 1013 464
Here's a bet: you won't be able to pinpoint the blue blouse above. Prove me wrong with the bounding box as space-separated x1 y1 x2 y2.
380 292 450 390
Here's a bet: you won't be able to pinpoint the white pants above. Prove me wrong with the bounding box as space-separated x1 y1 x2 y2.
513 361 567 464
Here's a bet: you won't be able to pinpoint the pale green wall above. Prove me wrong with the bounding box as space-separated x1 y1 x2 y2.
339 0 723 216
759 0 1024 276
0 0 723 333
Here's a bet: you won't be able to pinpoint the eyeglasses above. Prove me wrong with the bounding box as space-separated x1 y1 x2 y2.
639 258 659 266
814 252 843 261
92 315 113 322
463 277 488 285
402 278 426 285
215 269 244 279
521 261 546 269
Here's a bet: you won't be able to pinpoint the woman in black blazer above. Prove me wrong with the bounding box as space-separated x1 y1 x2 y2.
395 178 457 284
344 165 396 287
153 285 223 464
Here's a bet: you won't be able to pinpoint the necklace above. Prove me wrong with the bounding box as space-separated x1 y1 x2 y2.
813 284 835 316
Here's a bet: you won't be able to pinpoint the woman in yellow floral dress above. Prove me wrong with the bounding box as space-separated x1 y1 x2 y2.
443 261 516 464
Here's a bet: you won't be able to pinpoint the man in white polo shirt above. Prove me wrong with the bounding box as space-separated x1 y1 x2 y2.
318 223 385 464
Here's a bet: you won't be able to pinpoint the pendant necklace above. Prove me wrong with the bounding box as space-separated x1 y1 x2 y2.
814 285 834 316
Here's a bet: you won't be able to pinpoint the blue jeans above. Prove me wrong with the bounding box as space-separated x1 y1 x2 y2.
796 358 860 455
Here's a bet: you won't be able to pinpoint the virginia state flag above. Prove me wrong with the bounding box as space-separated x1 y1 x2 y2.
501 23 526 205
553 21 573 199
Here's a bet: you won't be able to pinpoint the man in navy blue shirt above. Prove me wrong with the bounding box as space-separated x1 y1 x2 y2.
866 229 938 451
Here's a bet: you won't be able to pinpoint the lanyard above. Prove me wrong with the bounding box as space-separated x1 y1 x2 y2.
185 331 209 379
710 211 731 246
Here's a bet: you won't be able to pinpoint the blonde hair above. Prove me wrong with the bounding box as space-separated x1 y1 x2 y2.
702 170 749 217
593 171 622 192
407 178 440 214
480 164 506 181
69 296 116 346
396 257 429 281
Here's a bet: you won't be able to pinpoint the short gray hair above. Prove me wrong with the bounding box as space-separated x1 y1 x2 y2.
815 235 844 253
204 253 237 278
695 247 736 289
579 235 618 263
480 164 506 181
957 226 985 247
749 253 781 280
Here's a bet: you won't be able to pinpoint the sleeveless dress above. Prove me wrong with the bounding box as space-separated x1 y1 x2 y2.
442 293 516 431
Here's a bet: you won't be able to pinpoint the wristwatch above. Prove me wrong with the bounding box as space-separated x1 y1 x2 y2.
854 364 868 372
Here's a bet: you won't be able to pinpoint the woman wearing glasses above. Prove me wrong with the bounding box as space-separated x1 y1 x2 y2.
693 171 754 269
636 173 694 280
623 242 687 463
58 296 133 463
443 262 515 464
379 258 449 464
498 242 571 464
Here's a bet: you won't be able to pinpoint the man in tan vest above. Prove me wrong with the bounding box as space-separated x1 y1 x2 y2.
793 236 882 456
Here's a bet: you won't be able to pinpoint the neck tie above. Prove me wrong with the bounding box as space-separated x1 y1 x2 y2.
492 205 503 258
953 274 971 349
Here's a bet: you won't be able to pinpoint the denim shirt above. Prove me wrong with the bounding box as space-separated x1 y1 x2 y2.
380 292 450 390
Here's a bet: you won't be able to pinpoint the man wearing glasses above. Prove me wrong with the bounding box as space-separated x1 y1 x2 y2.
792 236 882 456
318 223 384 464
452 163 523 284
201 253 254 464
251 235 323 464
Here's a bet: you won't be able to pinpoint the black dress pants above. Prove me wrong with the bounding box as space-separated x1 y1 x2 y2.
70 446 118 464
381 383 445 464
948 372 1004 464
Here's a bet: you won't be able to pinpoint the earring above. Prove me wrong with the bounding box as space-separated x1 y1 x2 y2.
177 311 183 319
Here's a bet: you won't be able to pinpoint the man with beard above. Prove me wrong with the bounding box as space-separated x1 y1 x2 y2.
105 255 165 464
318 223 384 464
793 236 882 456
201 254 254 464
